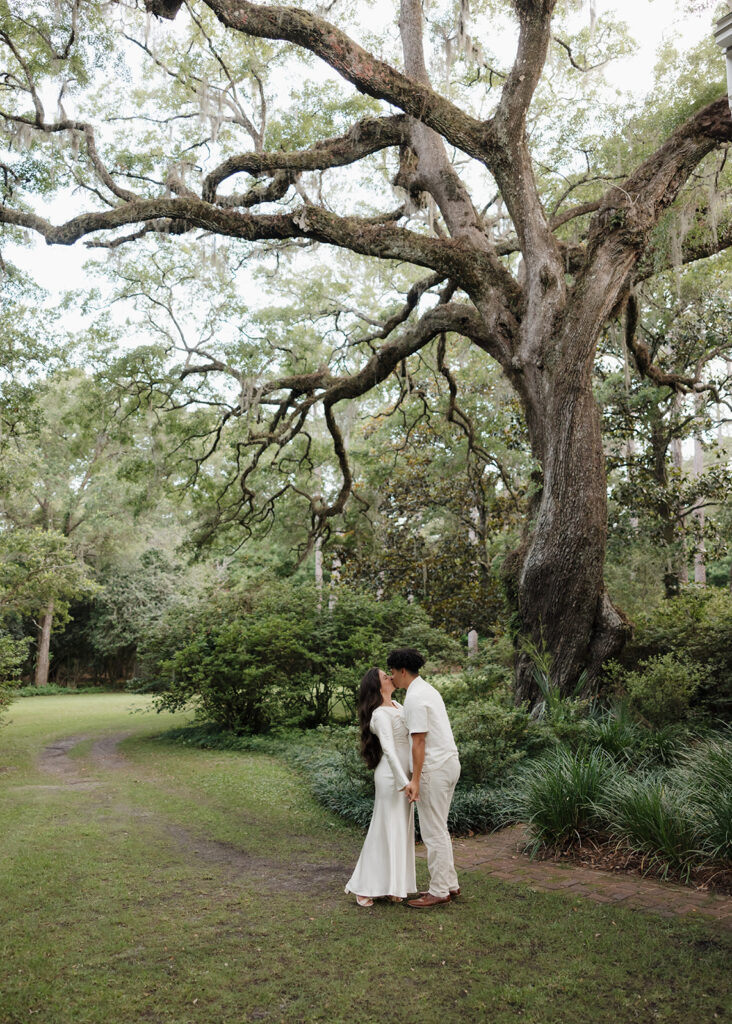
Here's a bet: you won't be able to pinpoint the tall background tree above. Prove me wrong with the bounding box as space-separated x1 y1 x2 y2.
1 0 731 698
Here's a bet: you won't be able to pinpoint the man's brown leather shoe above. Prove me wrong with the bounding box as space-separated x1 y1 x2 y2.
417 888 460 899
407 893 451 908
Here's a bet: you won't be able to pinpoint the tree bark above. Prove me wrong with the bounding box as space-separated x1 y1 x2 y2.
34 600 54 688
506 362 630 701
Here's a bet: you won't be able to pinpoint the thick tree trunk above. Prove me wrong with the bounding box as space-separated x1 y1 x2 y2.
505 355 630 702
34 600 54 688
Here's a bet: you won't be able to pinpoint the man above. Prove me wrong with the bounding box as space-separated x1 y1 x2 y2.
386 646 461 908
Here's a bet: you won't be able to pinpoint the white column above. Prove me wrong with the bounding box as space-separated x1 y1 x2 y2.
468 629 478 657
715 13 732 115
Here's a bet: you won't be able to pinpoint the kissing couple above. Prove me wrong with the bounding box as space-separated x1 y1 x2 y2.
345 647 461 908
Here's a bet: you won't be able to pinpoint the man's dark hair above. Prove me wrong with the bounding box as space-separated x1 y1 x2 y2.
386 647 425 674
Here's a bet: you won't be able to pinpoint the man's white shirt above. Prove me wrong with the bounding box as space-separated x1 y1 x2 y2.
403 676 459 773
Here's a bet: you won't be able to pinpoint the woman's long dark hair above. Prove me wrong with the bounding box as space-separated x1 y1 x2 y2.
358 668 383 770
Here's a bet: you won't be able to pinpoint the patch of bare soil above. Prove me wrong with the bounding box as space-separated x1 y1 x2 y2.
535 835 732 896
36 734 99 789
90 732 134 770
163 822 350 895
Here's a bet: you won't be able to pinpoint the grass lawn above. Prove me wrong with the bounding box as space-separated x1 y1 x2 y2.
1 694 730 1024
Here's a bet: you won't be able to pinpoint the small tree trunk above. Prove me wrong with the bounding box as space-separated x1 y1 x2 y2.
670 424 689 585
328 553 341 612
35 600 54 687
314 535 323 606
693 419 706 586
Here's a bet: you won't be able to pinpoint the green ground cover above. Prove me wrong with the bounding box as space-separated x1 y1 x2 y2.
1 695 730 1024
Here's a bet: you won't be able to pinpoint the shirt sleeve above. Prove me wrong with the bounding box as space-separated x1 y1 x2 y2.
370 711 410 791
405 697 429 736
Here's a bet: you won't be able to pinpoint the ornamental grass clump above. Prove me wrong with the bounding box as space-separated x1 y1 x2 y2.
515 747 618 854
583 702 645 762
595 771 699 880
672 733 732 864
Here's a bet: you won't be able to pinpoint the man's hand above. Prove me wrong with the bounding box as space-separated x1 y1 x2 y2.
408 732 426 804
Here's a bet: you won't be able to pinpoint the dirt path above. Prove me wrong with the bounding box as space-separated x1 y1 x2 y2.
36 732 135 788
35 731 350 897
33 730 732 925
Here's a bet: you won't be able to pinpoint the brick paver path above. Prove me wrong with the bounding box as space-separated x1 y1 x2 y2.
419 826 732 928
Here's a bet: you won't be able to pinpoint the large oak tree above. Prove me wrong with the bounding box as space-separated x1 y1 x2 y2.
2 0 731 697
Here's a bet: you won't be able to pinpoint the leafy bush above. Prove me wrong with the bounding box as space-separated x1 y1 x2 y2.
580 701 699 766
51 550 184 686
450 698 542 785
153 580 457 733
431 646 514 707
513 748 620 853
627 588 732 716
616 653 703 727
581 701 644 760
0 629 29 723
447 785 518 835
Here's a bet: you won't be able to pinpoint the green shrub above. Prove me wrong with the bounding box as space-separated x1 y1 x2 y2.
443 785 513 836
628 588 732 716
0 629 28 722
514 747 619 853
152 579 456 733
581 702 698 766
619 653 703 727
583 702 645 760
450 698 541 785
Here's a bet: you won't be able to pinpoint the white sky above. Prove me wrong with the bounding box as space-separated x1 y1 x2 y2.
6 0 722 299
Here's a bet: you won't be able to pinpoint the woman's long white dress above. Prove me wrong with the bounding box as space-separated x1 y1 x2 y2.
344 703 417 899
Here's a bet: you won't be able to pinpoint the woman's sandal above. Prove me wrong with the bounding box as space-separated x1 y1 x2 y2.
386 895 403 903
356 895 374 907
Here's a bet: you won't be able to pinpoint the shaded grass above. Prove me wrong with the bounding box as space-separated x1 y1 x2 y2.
1 696 730 1024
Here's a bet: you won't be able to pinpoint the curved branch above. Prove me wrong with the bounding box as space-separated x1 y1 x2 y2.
588 98 732 261
0 196 504 290
203 115 408 202
623 296 720 398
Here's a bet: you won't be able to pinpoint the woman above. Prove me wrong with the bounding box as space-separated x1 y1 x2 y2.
344 667 416 907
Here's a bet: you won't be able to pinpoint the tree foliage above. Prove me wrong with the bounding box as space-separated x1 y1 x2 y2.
152 577 458 732
1 1 731 697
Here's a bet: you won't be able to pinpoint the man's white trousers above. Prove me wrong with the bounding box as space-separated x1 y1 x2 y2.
417 754 461 898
